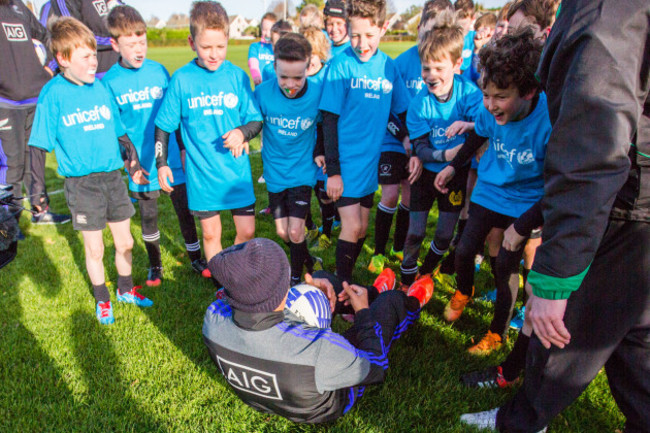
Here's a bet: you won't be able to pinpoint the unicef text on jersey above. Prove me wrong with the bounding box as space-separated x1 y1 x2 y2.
188 92 239 116
62 105 112 132
115 86 164 111
266 114 315 137
350 76 393 100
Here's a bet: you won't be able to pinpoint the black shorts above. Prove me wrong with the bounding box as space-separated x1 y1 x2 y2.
378 151 409 185
131 189 161 200
268 185 312 219
410 165 469 213
191 202 256 219
64 169 135 231
336 192 374 209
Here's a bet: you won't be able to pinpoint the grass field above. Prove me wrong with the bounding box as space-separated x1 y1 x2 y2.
0 41 625 432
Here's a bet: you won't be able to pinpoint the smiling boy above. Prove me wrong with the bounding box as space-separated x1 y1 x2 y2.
254 33 322 286
103 5 209 285
154 1 262 288
29 16 152 324
323 0 350 58
319 0 410 284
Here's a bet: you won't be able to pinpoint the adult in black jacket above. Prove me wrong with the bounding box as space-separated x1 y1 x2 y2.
461 1 650 431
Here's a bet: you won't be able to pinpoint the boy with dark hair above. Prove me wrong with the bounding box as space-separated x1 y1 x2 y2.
47 0 123 78
29 16 153 325
254 33 322 286
202 238 433 423
248 12 277 86
0 0 70 228
454 0 475 72
435 28 549 354
323 0 349 58
260 20 293 83
507 0 553 40
398 11 482 290
366 0 450 273
155 1 262 288
318 0 411 284
103 5 209 286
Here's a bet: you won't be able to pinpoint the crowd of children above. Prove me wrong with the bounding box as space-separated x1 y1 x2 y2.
7 0 645 430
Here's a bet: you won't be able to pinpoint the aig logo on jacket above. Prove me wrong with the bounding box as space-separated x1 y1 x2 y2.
217 356 283 400
2 23 27 42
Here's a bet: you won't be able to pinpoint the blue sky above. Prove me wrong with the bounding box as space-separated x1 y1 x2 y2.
127 0 509 21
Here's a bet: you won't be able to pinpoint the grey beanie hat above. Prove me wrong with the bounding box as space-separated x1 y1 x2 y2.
324 0 347 19
208 238 291 313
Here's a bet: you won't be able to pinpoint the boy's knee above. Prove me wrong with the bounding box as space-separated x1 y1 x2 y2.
85 243 104 262
288 226 304 243
115 235 134 254
276 227 289 242
238 226 255 242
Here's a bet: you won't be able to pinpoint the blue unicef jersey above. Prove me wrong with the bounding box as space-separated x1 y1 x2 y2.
309 65 329 182
462 52 481 85
255 80 321 193
461 31 476 72
155 60 262 211
262 61 276 82
330 41 350 59
381 45 424 154
248 41 275 70
471 92 551 218
103 59 185 192
319 48 410 197
29 75 124 177
407 75 482 173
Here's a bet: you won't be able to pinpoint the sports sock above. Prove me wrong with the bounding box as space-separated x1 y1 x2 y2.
117 275 133 295
500 332 530 381
290 240 311 281
374 203 396 255
353 236 366 264
439 248 456 274
139 198 162 268
522 267 530 287
393 202 410 252
489 255 498 283
336 239 357 283
452 218 468 247
321 202 336 237
93 283 110 303
420 240 447 275
185 241 202 263
305 208 317 231
143 232 162 268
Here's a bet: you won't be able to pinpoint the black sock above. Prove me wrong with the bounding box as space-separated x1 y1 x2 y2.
522 267 530 287
321 202 336 237
144 236 162 268
353 236 366 263
374 203 395 256
500 332 530 381
451 217 468 248
290 240 310 281
305 208 317 231
93 283 110 303
186 241 202 262
420 240 446 275
439 249 456 275
489 255 498 284
117 275 133 295
393 202 410 252
336 239 357 283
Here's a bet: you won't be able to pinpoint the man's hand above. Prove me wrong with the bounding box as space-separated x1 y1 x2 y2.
314 155 326 174
526 289 571 349
304 273 336 313
407 156 422 184
222 129 248 158
502 223 526 251
342 282 369 312
445 121 474 138
327 175 343 201
158 165 174 192
434 166 455 193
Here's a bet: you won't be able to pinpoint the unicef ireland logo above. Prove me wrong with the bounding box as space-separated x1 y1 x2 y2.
150 86 163 99
99 105 111 120
224 93 239 109
517 150 535 165
300 117 314 131
381 79 393 94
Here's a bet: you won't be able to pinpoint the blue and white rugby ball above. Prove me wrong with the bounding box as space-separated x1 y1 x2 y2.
285 283 332 329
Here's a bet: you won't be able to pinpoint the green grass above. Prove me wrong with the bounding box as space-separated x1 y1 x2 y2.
0 42 625 432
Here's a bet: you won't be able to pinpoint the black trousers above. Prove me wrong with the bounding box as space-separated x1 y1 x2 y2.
0 106 35 213
497 220 650 433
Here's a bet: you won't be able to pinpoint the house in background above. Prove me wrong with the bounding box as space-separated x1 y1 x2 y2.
166 13 190 29
147 16 166 29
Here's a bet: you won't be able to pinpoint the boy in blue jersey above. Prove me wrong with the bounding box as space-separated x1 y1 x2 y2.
398 12 482 291
319 0 410 284
255 33 323 286
367 0 451 274
29 17 153 325
103 5 208 286
454 0 476 73
260 20 293 83
323 0 350 58
435 29 549 355
154 1 262 288
248 12 277 86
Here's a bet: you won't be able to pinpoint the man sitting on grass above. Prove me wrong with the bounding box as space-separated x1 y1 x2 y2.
202 237 433 423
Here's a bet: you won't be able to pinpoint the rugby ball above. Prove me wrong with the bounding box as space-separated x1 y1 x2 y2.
32 39 47 66
285 283 332 329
